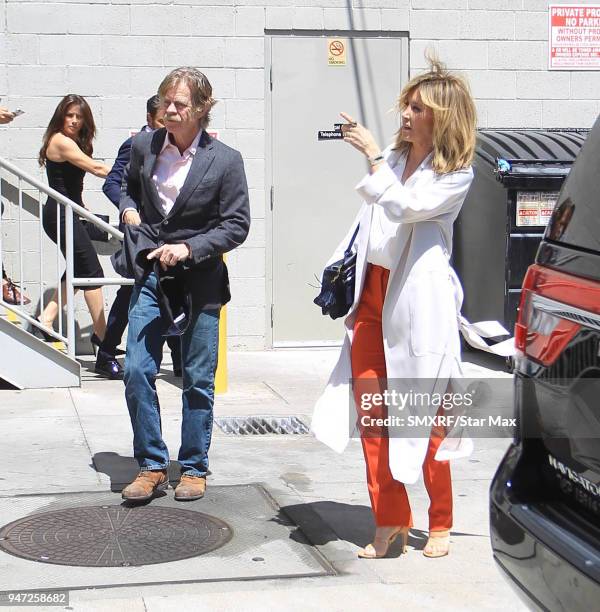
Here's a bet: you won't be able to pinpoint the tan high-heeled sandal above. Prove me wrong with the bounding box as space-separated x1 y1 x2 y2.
423 529 450 558
358 526 409 559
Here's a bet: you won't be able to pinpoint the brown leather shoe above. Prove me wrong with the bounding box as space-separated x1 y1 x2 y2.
174 474 206 501
2 278 30 305
121 470 168 501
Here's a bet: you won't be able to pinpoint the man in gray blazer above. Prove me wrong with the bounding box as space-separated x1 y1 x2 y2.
116 67 250 502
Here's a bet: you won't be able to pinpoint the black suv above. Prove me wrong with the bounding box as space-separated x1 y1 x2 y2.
490 115 600 611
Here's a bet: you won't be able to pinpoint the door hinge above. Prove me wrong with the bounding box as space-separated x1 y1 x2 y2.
270 185 274 211
270 304 274 328
269 66 273 91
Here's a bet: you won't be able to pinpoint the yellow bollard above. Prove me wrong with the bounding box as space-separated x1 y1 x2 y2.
215 303 227 394
214 255 228 394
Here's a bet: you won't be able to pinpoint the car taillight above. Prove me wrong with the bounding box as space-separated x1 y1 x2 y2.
514 284 533 354
515 264 600 366
515 266 546 355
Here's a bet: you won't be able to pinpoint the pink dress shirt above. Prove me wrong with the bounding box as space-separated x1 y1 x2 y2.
152 129 202 215
121 128 202 219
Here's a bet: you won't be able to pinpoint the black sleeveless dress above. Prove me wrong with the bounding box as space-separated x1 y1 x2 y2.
42 160 104 285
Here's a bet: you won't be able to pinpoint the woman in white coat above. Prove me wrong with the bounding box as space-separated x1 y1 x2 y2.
311 57 477 559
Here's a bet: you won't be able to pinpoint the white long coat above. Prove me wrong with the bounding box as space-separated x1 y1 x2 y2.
311 148 475 484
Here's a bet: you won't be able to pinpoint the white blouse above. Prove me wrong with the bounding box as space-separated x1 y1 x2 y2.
366 202 403 270
365 151 434 270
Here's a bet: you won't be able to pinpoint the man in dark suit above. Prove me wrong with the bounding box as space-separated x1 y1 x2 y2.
116 68 250 502
98 95 181 379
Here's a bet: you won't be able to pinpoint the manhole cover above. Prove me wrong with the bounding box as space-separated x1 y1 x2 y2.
0 505 233 567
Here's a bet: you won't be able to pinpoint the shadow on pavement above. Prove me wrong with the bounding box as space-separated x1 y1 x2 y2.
463 347 511 372
91 451 183 492
0 378 19 390
159 369 183 388
278 500 480 558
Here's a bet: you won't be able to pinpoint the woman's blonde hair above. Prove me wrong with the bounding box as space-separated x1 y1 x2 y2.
393 54 477 174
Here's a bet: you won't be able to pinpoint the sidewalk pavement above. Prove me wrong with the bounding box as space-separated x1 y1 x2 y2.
0 348 526 612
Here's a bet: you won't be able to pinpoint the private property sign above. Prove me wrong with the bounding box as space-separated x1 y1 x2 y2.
549 4 600 69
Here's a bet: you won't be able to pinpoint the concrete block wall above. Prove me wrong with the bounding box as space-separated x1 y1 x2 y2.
1 0 598 351
410 0 600 128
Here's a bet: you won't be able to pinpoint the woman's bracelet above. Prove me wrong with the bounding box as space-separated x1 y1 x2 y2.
367 153 385 166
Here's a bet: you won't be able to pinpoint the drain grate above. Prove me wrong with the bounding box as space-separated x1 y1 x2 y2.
215 416 309 435
0 505 232 567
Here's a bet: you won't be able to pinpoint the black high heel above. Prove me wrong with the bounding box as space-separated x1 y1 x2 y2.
32 318 56 342
91 333 125 357
90 333 101 356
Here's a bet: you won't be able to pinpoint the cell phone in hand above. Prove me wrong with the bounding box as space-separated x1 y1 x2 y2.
11 109 24 116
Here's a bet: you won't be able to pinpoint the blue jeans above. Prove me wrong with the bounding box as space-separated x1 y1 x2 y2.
102 283 181 362
124 272 219 477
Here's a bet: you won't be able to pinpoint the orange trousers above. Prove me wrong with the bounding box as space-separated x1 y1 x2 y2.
351 264 453 530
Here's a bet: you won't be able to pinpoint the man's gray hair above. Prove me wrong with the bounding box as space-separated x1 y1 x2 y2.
158 67 216 128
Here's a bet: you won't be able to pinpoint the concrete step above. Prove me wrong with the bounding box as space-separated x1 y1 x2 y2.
0 316 79 388
1 307 67 352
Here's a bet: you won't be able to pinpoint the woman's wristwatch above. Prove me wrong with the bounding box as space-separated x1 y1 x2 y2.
367 153 385 166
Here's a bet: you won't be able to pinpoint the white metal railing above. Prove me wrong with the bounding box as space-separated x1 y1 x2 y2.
0 156 133 358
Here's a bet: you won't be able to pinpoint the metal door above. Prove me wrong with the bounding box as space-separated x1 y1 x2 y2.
269 34 406 345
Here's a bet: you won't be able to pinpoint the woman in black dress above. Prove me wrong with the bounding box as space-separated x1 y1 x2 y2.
38 95 111 358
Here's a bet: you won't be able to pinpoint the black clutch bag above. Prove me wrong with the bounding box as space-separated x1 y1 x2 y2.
313 224 360 320
82 213 110 243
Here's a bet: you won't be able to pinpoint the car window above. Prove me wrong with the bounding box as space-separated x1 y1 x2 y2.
546 117 600 254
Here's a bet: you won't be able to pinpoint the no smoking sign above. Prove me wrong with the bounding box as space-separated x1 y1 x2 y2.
327 38 347 66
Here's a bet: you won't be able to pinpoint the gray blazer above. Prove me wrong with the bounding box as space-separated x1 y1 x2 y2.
112 128 250 308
